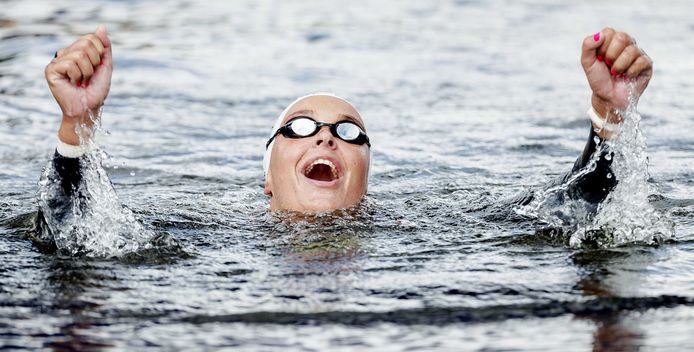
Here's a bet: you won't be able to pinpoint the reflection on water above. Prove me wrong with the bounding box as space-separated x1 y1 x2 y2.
2 0 694 350
572 249 650 352
44 259 116 351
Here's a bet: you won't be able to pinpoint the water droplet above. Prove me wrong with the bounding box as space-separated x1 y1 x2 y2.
605 153 612 161
130 172 136 176
606 173 612 179
593 136 601 145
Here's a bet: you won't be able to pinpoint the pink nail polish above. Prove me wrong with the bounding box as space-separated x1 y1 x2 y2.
597 55 604 62
605 58 612 66
593 32 601 42
610 68 617 76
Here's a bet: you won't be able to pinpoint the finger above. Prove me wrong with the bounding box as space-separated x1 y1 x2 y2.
64 51 94 84
611 44 640 75
50 59 82 85
580 30 605 70
91 26 114 84
73 38 101 66
604 32 633 68
55 48 67 59
96 26 113 71
625 55 653 78
597 27 616 62
94 26 111 51
45 59 75 82
45 61 62 82
83 33 105 56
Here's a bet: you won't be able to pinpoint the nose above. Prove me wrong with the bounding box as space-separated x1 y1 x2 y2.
315 126 336 149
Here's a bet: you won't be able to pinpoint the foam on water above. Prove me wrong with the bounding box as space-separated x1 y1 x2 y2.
517 84 676 248
36 111 160 257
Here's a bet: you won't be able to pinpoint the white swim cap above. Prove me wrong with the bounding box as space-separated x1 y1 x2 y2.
263 93 366 176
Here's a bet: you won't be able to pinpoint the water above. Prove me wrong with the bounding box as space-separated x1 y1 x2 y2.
2 0 694 350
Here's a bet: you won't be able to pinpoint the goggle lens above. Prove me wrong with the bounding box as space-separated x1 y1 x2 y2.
336 123 361 141
289 118 317 136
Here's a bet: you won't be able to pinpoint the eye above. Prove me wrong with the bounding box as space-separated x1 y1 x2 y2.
336 122 362 140
289 118 316 136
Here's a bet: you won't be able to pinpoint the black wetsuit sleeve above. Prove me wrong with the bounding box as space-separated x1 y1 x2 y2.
53 150 83 197
34 151 84 249
560 127 616 203
511 126 617 207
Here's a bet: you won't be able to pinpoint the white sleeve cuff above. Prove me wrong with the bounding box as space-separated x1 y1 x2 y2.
588 107 620 133
56 140 90 158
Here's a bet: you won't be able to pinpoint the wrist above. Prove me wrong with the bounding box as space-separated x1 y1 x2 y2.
58 115 96 145
591 94 623 139
591 95 622 121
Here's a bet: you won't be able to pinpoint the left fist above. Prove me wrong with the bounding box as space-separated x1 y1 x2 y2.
581 27 653 113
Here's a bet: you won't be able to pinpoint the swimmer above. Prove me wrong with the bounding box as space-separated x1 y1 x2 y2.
38 26 651 224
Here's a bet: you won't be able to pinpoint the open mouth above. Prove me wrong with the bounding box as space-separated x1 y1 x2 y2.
304 159 339 182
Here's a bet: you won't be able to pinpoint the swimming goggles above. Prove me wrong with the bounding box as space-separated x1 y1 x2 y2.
266 116 371 149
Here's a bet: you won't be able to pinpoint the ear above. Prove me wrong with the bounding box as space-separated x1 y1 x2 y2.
264 172 273 196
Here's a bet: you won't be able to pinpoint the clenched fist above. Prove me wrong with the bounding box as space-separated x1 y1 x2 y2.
581 28 653 137
45 26 113 145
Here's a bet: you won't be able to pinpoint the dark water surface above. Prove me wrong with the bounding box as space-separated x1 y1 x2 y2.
2 0 693 350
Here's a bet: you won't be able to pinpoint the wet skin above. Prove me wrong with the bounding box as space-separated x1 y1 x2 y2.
264 95 370 212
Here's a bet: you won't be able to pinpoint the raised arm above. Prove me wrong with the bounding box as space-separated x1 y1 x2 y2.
562 28 653 202
35 27 114 250
40 27 113 198
510 28 653 212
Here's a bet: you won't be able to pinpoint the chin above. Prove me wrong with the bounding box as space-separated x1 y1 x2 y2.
299 197 350 213
270 194 360 213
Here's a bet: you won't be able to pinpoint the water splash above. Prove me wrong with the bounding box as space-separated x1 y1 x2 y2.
517 84 675 248
36 111 168 257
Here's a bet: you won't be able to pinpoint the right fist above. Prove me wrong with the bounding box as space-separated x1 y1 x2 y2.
45 26 112 121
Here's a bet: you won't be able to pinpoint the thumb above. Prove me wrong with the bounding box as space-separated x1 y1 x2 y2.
95 25 111 49
581 31 603 71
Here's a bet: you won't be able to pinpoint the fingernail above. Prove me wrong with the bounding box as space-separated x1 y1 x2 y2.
611 68 617 76
605 58 612 66
593 32 601 42
76 82 81 87
596 55 604 62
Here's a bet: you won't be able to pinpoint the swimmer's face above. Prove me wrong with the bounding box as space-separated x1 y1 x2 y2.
264 96 370 212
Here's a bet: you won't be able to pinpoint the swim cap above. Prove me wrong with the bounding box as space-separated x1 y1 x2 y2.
263 93 367 176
